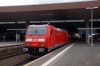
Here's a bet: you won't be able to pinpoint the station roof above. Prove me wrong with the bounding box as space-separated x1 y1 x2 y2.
0 1 100 22
0 1 100 33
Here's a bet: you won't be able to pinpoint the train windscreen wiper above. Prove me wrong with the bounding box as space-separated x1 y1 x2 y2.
34 28 38 34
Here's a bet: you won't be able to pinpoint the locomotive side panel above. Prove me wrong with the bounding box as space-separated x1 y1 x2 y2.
66 31 69 42
54 28 68 48
45 25 55 51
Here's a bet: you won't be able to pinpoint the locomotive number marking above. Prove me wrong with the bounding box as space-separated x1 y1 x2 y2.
23 48 28 51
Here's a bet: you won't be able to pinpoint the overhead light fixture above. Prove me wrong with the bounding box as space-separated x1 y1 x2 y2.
86 7 98 9
17 21 26 23
0 22 5 24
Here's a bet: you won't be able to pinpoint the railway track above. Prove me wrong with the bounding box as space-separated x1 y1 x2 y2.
12 57 33 66
0 51 24 60
0 44 28 66
13 43 73 66
12 54 43 66
0 44 23 48
0 43 73 66
0 44 23 59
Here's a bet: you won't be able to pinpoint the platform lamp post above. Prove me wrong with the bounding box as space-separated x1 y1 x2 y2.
86 7 98 47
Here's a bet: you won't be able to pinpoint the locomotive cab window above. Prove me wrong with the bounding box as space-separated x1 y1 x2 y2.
27 26 46 34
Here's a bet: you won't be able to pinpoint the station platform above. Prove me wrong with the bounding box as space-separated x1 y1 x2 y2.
0 41 24 47
24 42 100 66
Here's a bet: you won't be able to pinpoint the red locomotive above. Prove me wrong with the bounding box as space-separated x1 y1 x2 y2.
23 24 69 56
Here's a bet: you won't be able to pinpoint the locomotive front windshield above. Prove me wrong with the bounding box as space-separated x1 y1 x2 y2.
27 26 46 34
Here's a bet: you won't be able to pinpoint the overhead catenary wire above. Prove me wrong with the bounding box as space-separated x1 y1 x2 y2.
23 0 52 24
23 0 46 5
23 0 32 5
23 0 38 10
36 0 46 4
41 13 53 24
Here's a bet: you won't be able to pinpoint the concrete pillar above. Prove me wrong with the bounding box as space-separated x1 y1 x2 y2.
86 20 89 44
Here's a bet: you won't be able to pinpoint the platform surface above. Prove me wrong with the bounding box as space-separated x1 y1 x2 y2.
53 43 100 66
24 42 100 66
0 41 24 47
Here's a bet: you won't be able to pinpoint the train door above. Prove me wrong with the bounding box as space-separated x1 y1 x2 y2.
50 28 55 49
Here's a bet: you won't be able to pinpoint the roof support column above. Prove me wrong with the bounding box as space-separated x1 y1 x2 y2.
86 19 89 44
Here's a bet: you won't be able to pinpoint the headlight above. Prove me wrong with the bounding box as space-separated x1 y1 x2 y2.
26 38 32 41
38 39 45 42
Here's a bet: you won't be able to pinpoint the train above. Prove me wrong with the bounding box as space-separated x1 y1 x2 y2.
23 24 73 57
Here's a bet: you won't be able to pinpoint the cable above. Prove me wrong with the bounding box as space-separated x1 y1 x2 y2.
23 0 51 24
23 0 46 13
37 0 46 4
23 0 32 5
23 0 45 5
